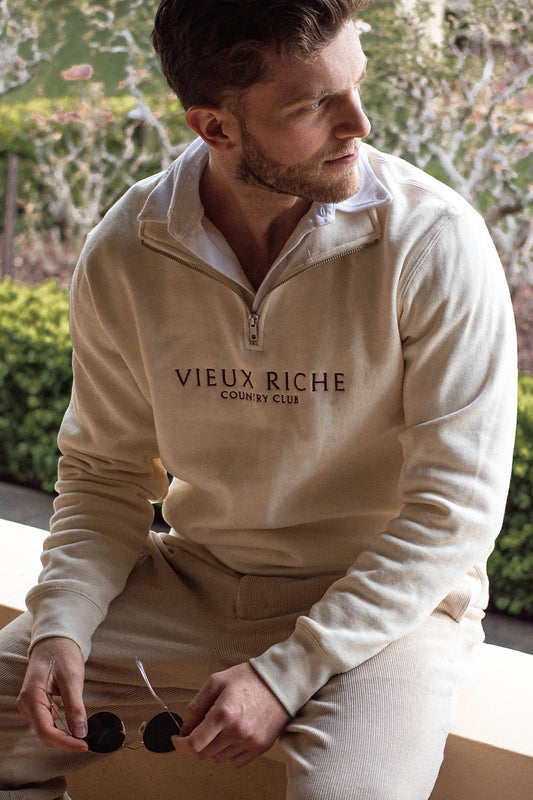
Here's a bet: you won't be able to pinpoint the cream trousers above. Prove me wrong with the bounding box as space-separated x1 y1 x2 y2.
0 531 484 800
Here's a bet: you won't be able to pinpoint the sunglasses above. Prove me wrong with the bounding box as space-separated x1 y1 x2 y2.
46 654 183 754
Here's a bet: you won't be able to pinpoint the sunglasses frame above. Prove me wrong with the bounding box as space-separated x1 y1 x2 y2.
46 653 182 754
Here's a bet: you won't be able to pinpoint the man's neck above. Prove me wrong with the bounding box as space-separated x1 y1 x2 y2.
200 159 311 291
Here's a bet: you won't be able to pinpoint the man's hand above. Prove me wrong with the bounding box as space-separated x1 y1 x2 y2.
172 662 291 768
17 636 89 752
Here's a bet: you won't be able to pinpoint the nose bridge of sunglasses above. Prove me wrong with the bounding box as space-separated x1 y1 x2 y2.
84 708 183 754
48 655 183 754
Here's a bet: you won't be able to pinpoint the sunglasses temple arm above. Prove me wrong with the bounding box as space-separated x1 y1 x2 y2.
46 652 72 736
135 658 181 733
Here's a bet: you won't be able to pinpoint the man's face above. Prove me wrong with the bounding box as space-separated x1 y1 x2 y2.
233 21 371 204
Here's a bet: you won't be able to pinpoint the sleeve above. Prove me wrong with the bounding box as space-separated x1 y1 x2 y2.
250 208 518 715
25 243 170 660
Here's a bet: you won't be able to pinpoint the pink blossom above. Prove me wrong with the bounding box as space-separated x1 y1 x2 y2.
61 64 94 81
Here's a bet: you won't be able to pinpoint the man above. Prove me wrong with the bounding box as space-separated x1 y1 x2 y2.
0 1 517 798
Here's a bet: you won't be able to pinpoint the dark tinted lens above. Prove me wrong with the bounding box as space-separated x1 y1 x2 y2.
143 711 182 753
84 711 125 753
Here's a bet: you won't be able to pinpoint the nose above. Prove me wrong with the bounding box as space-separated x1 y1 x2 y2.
334 89 371 140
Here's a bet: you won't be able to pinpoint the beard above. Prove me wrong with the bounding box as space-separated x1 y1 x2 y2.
236 120 362 204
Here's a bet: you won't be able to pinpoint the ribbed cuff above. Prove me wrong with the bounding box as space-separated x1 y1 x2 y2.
25 588 105 661
250 630 337 716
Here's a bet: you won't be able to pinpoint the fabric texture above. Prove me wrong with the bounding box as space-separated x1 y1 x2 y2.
0 533 484 799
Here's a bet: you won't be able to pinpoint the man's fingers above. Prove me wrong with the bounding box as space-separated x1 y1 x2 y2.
180 674 224 736
211 743 249 766
173 696 243 758
174 664 290 766
173 720 266 767
44 645 88 739
229 749 260 769
173 696 266 763
173 710 226 757
58 682 88 739
18 686 88 751
17 637 89 751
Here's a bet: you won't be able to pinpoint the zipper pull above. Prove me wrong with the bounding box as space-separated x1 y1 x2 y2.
248 312 259 346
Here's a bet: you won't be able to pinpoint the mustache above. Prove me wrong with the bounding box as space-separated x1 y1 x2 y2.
324 147 359 162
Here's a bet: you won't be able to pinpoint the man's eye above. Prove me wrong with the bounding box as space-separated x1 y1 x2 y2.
308 97 327 111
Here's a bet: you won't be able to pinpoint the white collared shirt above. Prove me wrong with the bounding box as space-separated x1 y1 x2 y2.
157 137 390 306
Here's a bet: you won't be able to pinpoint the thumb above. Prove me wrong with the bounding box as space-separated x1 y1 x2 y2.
59 670 88 739
46 642 88 740
180 698 206 736
180 678 222 736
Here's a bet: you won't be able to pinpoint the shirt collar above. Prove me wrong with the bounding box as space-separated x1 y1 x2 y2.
138 138 391 298
138 137 391 233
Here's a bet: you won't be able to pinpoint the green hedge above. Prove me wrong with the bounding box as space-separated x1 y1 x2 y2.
0 96 191 232
0 278 532 617
487 372 533 617
0 278 72 492
0 96 140 155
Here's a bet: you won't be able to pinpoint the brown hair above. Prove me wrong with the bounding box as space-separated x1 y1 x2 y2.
152 0 371 109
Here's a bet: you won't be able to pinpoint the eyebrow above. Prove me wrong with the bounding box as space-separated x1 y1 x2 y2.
283 57 368 110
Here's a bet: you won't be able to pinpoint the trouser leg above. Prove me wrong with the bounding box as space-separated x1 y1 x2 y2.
0 613 83 800
0 530 485 800
0 533 238 800
280 609 484 800
0 535 340 800
0 606 197 800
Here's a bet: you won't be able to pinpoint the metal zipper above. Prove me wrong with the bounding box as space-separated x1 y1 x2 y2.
248 239 379 345
260 239 380 300
248 311 259 345
140 238 252 307
141 237 379 346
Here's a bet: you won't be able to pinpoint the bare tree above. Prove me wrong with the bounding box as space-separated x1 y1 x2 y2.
0 0 63 97
363 0 532 291
19 79 180 277
79 0 183 166
7 0 191 281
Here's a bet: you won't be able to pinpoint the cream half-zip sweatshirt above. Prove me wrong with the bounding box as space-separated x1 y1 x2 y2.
26 142 517 716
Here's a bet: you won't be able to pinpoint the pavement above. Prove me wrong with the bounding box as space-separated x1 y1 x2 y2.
1 480 532 655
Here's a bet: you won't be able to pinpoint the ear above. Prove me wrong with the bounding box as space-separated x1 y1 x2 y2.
185 106 238 152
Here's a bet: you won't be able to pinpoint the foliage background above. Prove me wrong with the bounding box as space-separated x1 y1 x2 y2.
1 0 531 288
0 279 71 491
488 372 533 618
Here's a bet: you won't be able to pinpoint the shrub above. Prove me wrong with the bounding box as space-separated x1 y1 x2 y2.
488 372 533 618
0 95 187 229
0 278 71 492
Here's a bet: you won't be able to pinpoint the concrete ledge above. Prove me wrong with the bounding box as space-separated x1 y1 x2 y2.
67 746 287 800
0 518 46 629
430 643 533 800
1 518 532 799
